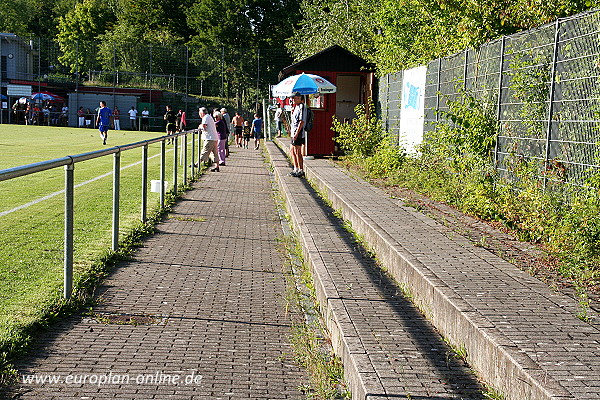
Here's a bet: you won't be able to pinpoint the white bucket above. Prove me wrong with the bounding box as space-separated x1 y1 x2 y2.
150 180 168 193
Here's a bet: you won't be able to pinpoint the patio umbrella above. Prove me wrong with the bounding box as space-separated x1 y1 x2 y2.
31 92 64 102
271 73 336 97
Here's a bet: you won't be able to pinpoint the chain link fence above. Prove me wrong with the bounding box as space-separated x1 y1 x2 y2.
379 9 600 187
0 36 292 127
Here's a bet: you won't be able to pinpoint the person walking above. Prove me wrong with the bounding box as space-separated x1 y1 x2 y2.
251 113 263 150
128 106 138 130
113 106 121 130
232 112 244 147
289 92 306 177
164 105 177 144
242 120 251 149
214 110 228 166
96 101 113 145
198 107 220 172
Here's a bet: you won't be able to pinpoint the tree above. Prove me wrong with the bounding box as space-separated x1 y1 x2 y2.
187 0 299 107
56 0 115 72
286 0 378 62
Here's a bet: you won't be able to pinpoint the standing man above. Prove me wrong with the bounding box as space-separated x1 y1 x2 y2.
96 101 112 145
141 107 150 131
275 103 283 137
61 105 69 126
128 106 138 130
113 106 121 130
197 107 220 172
289 92 306 177
77 106 85 128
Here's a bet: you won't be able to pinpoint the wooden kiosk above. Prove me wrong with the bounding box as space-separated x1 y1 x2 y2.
277 45 375 156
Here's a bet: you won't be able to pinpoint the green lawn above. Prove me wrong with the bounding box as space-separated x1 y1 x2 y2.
0 124 199 355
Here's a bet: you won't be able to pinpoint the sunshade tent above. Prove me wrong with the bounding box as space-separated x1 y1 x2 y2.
271 73 336 97
31 92 65 102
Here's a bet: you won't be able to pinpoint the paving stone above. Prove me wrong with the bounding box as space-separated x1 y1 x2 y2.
4 146 307 399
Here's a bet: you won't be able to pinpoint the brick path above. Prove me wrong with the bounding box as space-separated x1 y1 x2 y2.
7 146 307 399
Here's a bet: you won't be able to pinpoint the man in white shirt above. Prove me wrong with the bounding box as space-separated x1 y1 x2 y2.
198 107 220 172
128 106 138 130
274 104 283 137
141 107 150 131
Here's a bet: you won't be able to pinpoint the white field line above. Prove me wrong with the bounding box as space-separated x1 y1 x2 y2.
0 149 173 218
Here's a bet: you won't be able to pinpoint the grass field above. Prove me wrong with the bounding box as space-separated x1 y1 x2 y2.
0 124 199 363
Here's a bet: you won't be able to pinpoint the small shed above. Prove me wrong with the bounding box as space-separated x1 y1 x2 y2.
278 45 375 156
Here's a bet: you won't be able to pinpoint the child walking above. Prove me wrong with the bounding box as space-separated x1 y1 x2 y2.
242 120 251 149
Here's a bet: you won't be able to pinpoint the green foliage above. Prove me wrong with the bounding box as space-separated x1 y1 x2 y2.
332 100 406 179
332 100 385 158
428 90 498 164
56 0 115 72
286 0 378 63
336 90 600 288
289 0 600 74
507 52 551 138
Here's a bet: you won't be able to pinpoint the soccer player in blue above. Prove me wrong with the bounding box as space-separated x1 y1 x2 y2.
96 101 113 145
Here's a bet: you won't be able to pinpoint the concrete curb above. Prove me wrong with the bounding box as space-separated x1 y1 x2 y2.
266 142 383 398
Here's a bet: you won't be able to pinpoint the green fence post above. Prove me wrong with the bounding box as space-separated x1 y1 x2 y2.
112 151 121 251
64 163 74 299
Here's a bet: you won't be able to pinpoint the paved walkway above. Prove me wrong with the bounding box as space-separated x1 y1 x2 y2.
7 146 307 399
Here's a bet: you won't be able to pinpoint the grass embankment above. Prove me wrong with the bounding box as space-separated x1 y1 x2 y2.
0 125 198 381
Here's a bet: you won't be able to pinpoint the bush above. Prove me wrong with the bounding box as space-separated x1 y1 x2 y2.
332 100 385 159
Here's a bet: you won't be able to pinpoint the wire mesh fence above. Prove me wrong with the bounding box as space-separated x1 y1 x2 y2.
0 35 292 127
379 9 600 187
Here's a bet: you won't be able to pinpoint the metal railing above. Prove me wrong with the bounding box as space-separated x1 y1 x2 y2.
0 129 202 299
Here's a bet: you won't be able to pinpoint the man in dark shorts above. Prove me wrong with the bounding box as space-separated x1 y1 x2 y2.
164 105 177 144
289 92 306 177
232 112 244 147
96 101 112 145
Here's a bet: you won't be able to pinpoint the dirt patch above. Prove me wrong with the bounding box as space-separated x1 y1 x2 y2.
90 313 167 326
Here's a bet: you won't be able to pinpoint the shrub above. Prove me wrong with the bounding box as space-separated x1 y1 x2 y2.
332 100 385 159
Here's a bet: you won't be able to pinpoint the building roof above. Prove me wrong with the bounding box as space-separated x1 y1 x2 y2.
278 45 375 80
0 33 33 50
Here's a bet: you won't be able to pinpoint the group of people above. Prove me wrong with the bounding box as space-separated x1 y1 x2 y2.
196 108 262 172
13 102 68 126
230 112 263 150
92 100 292 178
79 105 142 131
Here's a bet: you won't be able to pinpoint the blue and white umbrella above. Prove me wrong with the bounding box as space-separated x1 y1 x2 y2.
271 73 336 97
31 92 64 101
